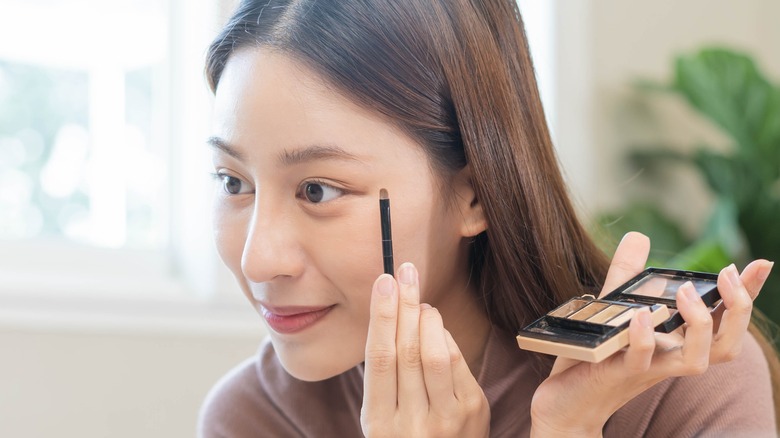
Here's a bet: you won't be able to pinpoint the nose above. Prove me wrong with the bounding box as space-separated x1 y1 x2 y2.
240 197 305 283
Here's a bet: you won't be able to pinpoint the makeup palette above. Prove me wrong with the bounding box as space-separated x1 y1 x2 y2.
516 268 721 362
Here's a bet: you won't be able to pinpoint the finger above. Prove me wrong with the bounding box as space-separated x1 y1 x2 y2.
549 356 580 376
622 308 656 373
739 259 773 300
443 329 480 402
653 331 684 352
707 260 755 333
419 304 457 414
600 232 650 298
395 262 428 412
709 301 726 333
676 282 713 374
710 264 753 362
363 274 399 421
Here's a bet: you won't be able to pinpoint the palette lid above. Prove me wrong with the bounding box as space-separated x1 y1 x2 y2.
602 267 720 308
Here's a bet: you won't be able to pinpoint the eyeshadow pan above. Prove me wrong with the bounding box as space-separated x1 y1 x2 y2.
586 304 629 324
569 302 610 321
549 298 590 318
606 308 637 326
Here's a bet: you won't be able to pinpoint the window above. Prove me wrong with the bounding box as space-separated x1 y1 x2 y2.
0 0 254 332
0 0 168 249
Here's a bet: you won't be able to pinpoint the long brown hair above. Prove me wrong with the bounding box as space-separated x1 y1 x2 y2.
205 0 778 420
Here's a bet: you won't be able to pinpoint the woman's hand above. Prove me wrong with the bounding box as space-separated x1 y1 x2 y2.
530 232 774 438
361 262 490 437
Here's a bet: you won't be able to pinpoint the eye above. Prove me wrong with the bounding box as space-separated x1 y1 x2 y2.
298 180 344 204
215 173 253 195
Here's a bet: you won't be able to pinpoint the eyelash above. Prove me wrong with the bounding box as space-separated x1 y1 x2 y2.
295 178 346 205
210 172 254 196
210 172 346 204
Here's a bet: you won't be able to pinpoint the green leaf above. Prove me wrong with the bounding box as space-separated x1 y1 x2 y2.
594 203 690 264
666 239 731 272
625 147 692 181
738 192 780 263
690 149 738 197
699 199 748 261
629 147 690 166
673 48 780 158
690 149 764 206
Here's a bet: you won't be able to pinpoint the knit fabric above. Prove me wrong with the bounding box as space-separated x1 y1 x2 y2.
198 327 776 437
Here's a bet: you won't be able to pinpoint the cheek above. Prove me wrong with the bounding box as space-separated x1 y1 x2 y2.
212 205 248 278
314 208 384 295
392 200 463 302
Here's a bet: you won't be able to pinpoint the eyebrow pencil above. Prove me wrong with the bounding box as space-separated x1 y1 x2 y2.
379 188 394 276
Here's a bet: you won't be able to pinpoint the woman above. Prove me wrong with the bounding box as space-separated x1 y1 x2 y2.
198 0 777 436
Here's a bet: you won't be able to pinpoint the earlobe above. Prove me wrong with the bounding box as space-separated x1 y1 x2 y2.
453 166 488 238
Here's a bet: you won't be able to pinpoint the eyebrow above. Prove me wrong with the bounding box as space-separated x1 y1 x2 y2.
207 137 245 161
207 136 366 166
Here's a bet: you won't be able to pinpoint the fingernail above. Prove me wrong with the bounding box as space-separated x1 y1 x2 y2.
638 309 652 328
377 275 394 296
726 264 741 288
682 281 701 303
757 261 774 283
398 263 416 285
420 303 432 310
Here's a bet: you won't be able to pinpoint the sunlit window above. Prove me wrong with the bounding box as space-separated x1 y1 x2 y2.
0 0 168 249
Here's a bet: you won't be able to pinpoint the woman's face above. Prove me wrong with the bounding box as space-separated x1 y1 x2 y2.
210 49 476 381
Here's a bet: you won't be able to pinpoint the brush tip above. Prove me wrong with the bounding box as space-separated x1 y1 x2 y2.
379 188 388 199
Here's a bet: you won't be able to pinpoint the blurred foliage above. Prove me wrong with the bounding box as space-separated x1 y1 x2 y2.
595 47 780 331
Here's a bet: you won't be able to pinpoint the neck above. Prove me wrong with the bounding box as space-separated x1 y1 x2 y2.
434 279 492 377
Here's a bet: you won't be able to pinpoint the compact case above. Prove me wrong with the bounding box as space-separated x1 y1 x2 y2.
516 268 721 363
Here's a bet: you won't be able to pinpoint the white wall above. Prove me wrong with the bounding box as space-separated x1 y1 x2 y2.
0 323 263 438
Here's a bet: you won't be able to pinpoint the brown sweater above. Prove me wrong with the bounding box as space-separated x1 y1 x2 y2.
198 327 776 437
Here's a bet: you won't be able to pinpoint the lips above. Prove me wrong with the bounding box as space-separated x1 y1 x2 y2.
260 304 335 334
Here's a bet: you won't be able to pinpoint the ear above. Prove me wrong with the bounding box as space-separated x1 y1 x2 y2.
451 165 488 238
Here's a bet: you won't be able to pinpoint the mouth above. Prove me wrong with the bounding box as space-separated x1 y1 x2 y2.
260 304 336 334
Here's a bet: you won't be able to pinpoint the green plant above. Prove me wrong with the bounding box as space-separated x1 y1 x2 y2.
596 47 780 328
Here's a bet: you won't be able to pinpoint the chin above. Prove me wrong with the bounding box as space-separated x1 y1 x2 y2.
272 339 362 382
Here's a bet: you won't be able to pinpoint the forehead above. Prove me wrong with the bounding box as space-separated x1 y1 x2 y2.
212 48 335 126
211 48 422 163
211 49 431 183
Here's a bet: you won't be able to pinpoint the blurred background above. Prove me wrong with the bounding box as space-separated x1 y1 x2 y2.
0 0 777 436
